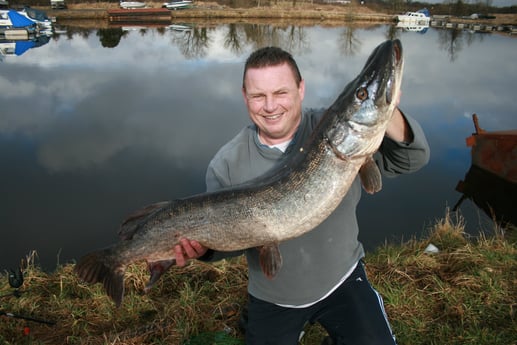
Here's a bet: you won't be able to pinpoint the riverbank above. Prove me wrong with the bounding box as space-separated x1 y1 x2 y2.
0 213 515 344
47 1 391 22
38 1 517 32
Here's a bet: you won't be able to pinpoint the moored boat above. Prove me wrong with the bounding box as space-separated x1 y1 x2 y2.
0 9 39 39
1 9 36 28
397 8 430 25
466 114 517 184
454 114 517 226
119 1 147 9
162 0 193 10
18 7 53 31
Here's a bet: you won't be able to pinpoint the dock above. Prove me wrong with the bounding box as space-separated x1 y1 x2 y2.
107 8 171 24
430 16 517 34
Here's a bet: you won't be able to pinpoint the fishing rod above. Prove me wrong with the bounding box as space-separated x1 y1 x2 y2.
1 267 56 326
0 310 56 326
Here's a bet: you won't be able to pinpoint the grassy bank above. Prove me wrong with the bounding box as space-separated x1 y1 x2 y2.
0 212 515 345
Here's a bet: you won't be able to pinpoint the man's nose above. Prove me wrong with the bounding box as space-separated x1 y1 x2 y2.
263 94 277 112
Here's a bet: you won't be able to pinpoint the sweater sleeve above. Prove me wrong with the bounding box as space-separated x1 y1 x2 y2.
375 114 430 177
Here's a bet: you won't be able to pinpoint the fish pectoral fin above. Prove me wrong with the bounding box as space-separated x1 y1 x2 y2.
359 156 382 194
118 201 171 240
144 259 176 292
258 243 283 280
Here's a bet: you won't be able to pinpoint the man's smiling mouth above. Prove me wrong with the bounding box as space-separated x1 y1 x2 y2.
263 114 282 120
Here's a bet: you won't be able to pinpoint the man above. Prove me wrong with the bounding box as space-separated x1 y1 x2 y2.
173 47 430 344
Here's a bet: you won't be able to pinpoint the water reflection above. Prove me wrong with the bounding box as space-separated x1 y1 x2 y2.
0 34 50 60
1 23 516 271
46 21 508 64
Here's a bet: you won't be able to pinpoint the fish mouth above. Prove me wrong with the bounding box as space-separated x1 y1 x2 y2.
385 39 403 106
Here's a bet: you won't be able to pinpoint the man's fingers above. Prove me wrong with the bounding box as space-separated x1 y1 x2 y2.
190 240 206 256
174 244 186 267
180 238 197 258
175 239 207 267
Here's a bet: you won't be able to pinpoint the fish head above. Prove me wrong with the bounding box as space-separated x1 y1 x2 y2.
325 39 404 157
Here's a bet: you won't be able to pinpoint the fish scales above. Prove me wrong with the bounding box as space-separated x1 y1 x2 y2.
75 39 404 306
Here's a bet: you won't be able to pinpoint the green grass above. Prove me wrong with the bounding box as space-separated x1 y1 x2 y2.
1 211 515 345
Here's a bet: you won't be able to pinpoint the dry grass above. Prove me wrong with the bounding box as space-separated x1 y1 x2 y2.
1 211 515 345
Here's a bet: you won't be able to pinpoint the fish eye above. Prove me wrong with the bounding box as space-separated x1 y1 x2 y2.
356 87 368 101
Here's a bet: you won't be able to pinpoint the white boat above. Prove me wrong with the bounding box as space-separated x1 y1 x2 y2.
169 23 192 32
50 0 67 9
0 9 11 27
119 1 146 9
18 7 53 30
397 9 430 25
0 9 37 29
162 0 193 10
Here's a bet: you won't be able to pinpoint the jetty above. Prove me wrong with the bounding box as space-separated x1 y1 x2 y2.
430 15 517 34
107 8 171 23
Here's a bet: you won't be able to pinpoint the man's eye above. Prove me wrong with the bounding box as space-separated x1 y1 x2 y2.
250 95 265 102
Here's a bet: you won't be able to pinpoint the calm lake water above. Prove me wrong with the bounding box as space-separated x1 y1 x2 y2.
1 23 516 272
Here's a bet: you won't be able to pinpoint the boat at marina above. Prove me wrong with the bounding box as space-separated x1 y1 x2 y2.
119 1 147 9
0 7 52 36
18 7 53 31
162 0 193 10
0 9 36 28
0 9 39 39
397 8 430 25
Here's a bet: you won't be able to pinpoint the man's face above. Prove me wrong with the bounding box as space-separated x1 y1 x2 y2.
242 63 305 146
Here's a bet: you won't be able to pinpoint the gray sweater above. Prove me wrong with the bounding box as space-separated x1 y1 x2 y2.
203 109 430 306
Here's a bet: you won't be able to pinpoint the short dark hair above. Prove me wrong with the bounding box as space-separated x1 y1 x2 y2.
243 46 303 88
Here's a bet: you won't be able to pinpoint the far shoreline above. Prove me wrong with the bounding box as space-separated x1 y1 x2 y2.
33 1 517 28
46 2 395 24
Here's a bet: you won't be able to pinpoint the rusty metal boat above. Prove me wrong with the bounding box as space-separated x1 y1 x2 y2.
454 114 517 226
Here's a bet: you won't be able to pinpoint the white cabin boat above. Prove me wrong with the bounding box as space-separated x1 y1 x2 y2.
0 9 37 30
18 7 53 31
397 10 430 25
162 0 192 10
119 1 146 9
0 9 11 27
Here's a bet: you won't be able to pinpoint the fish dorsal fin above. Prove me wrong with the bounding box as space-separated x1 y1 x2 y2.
258 243 283 279
118 201 171 240
359 156 382 194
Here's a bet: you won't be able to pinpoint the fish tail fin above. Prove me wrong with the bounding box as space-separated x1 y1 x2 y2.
74 249 125 307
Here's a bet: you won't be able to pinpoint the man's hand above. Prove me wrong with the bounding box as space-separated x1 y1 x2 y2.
174 239 209 267
385 92 413 143
385 107 413 143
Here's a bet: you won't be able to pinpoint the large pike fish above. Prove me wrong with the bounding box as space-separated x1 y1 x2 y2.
75 39 404 306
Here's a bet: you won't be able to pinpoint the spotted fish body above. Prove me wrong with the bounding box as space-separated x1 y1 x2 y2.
74 39 404 306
